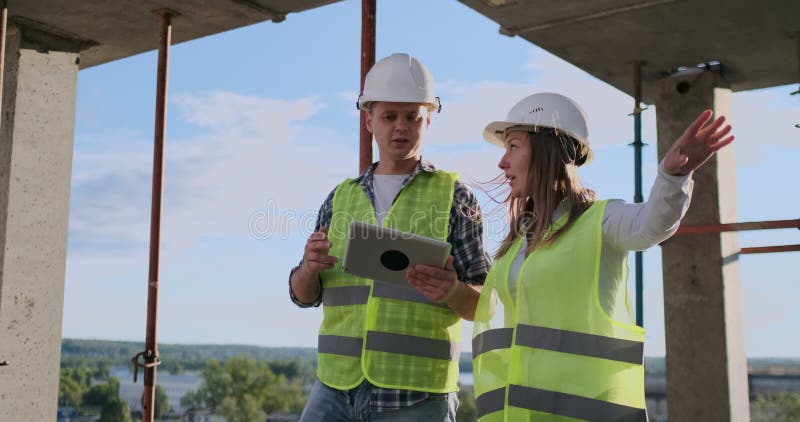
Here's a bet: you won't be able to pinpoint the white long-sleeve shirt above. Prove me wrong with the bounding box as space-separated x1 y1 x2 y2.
508 161 694 324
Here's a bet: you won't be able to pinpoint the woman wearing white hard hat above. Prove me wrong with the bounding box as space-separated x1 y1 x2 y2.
468 93 733 421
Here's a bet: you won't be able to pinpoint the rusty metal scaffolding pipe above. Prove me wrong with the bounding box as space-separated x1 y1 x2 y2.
359 0 375 173
675 219 800 236
793 32 800 96
140 9 175 422
793 32 799 127
740 244 800 254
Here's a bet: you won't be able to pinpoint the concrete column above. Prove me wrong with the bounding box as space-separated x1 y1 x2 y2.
0 23 80 420
655 71 749 421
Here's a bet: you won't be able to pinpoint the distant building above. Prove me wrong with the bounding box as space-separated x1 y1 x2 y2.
182 408 225 422
268 412 300 422
111 367 203 417
57 407 99 422
645 369 800 421
57 406 77 420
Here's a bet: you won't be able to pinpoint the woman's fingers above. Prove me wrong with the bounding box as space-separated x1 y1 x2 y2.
697 115 726 140
706 124 732 144
709 135 735 152
684 109 713 138
665 111 734 176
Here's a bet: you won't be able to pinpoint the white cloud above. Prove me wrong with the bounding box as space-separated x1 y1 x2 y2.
65 91 353 343
68 92 356 261
338 90 364 118
337 90 359 102
425 144 504 184
731 86 798 166
157 287 323 347
429 47 796 174
173 91 324 142
428 48 658 154
428 80 537 146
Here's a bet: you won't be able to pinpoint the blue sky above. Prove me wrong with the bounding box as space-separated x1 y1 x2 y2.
64 0 799 357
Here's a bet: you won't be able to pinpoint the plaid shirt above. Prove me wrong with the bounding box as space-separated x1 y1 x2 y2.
289 157 491 412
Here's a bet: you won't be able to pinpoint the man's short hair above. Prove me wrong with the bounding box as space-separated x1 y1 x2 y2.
363 102 431 115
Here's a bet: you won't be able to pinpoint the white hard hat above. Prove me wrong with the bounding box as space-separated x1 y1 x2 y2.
358 53 441 112
483 92 592 165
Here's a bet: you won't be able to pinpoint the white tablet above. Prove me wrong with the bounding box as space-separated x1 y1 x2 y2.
341 220 452 289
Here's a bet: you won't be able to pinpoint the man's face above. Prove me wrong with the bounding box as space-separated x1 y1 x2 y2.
366 102 430 162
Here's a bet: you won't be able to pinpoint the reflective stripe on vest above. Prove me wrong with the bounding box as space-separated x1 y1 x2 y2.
322 282 450 309
472 324 644 363
508 385 648 422
318 331 459 362
366 331 458 361
477 385 647 422
516 324 643 364
475 388 506 418
472 328 513 357
323 286 371 306
318 335 362 357
372 282 449 308
473 325 642 364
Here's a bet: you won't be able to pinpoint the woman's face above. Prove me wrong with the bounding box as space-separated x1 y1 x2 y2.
498 130 532 198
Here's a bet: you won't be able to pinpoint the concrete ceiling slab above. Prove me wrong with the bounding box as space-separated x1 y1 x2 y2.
459 0 800 103
7 0 343 69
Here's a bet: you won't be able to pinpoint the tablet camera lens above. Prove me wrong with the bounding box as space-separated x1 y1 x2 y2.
380 250 410 271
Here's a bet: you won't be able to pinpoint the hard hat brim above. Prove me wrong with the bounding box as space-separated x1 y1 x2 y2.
482 121 515 147
482 121 594 165
358 96 441 112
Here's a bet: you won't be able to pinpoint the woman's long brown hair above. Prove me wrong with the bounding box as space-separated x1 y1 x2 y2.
496 128 596 258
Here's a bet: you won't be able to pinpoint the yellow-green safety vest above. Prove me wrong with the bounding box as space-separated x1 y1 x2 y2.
472 200 647 421
317 170 462 393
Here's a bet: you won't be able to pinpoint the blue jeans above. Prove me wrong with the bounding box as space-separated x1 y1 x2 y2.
299 379 459 422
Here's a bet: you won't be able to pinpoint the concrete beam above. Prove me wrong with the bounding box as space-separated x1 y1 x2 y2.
0 23 79 420
458 0 800 102
6 0 342 69
655 71 749 421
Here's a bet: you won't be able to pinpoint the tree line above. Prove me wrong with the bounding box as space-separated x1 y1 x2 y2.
60 339 799 421
59 366 169 422
59 339 478 421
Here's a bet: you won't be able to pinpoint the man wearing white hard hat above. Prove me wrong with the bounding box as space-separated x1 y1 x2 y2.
467 92 734 421
290 53 491 421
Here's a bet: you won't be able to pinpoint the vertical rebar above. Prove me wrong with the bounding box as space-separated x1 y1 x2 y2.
793 33 799 127
360 0 376 173
795 33 799 93
632 61 645 328
142 10 174 422
0 1 8 124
